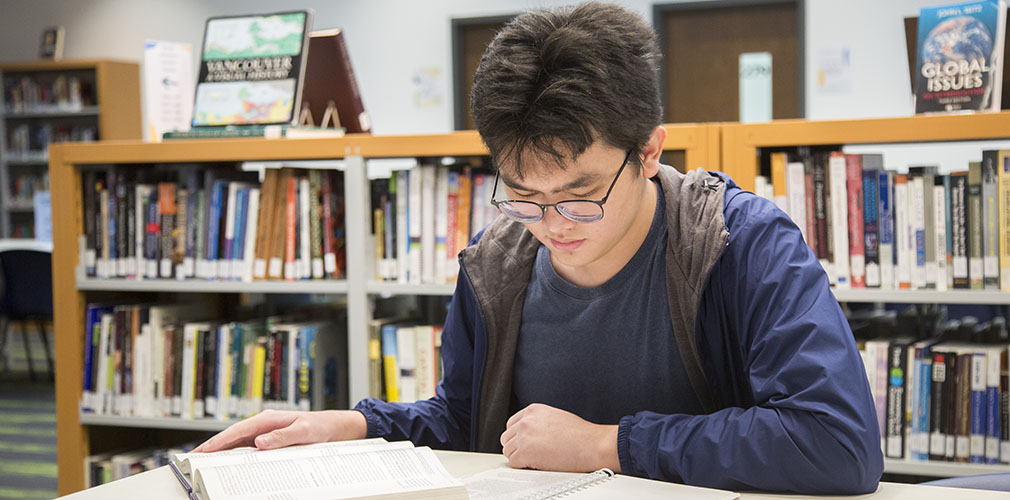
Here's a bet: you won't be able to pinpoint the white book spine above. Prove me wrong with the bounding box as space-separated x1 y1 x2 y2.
895 181 910 287
434 168 449 284
786 161 807 243
242 188 260 283
934 184 949 291
221 183 239 280
911 176 926 289
409 168 423 284
421 164 436 284
829 154 850 288
180 325 197 419
397 170 410 284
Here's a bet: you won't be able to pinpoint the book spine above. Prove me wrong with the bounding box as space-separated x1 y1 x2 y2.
862 167 880 287
986 348 1001 464
933 176 949 291
804 163 817 254
945 352 958 460
968 162 984 289
157 183 177 279
434 167 449 284
878 171 894 289
232 187 250 280
174 189 188 279
457 167 473 263
420 165 437 284
956 352 972 463
381 324 400 402
885 341 908 458
308 171 324 279
396 170 410 284
282 176 297 281
299 177 311 280
116 173 128 277
910 174 927 289
84 170 97 276
786 161 807 243
252 170 276 280
446 171 459 282
771 152 789 215
845 155 865 287
894 175 911 289
952 172 970 288
983 151 1000 289
970 351 987 463
1000 151 1010 290
945 175 955 289
319 171 335 278
1001 348 1010 463
922 173 937 288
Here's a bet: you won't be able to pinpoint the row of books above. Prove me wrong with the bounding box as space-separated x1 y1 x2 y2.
82 166 347 282
6 123 97 154
370 165 499 284
80 301 347 420
85 442 195 488
366 318 444 404
2 73 93 113
852 308 1010 463
9 172 48 203
755 149 1010 291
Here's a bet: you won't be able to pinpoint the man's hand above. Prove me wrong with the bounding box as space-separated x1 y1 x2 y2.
500 403 620 473
193 409 368 453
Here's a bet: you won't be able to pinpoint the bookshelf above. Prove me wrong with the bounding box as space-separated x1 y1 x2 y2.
722 111 1010 477
0 59 140 238
49 123 717 495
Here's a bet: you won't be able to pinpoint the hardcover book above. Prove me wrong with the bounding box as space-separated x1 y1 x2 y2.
301 28 372 134
191 11 313 127
914 0 1007 113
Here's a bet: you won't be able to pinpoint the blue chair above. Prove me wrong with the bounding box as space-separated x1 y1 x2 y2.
0 240 54 382
921 474 1010 492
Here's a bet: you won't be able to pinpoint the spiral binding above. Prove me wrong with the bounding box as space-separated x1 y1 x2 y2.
515 468 615 500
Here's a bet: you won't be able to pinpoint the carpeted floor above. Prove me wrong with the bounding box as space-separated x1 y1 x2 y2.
0 322 57 500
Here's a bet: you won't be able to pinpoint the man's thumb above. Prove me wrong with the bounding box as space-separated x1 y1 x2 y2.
254 428 289 450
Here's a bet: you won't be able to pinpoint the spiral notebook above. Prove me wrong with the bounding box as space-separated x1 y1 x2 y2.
463 467 740 500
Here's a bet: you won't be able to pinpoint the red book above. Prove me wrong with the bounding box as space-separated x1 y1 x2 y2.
846 154 866 288
284 176 298 281
804 167 817 253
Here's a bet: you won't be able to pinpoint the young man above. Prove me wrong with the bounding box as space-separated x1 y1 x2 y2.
195 2 883 494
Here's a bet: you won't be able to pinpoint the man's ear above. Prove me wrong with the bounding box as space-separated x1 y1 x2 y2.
640 125 666 178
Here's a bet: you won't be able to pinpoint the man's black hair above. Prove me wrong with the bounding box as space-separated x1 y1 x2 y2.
470 2 662 179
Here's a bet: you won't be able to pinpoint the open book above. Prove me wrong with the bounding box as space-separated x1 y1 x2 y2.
463 467 741 500
173 438 467 500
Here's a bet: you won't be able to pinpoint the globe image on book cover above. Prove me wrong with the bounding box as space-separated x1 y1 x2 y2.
922 16 995 83
914 1 1007 114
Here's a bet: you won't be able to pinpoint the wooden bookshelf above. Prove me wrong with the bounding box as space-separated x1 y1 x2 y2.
720 111 1010 192
1 59 140 238
50 123 713 495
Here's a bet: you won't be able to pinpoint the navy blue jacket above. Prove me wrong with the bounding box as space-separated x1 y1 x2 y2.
356 167 884 494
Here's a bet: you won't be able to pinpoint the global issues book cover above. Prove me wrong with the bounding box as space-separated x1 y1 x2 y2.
914 0 1007 113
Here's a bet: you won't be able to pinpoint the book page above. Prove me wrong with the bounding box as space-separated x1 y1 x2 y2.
463 468 740 500
175 438 392 475
464 468 612 500
196 446 466 500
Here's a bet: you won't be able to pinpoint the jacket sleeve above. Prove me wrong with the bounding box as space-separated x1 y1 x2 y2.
353 267 479 451
616 194 884 494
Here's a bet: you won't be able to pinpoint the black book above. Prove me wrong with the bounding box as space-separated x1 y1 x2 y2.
951 172 970 289
83 170 97 276
885 336 916 458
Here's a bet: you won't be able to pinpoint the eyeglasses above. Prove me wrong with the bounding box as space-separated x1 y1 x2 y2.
490 149 633 224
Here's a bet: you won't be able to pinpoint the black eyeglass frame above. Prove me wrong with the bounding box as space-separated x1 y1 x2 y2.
489 148 635 224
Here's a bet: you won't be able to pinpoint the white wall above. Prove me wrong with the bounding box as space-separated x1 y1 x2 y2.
0 0 998 133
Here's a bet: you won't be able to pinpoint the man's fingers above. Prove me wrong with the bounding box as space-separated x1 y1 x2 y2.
194 410 296 453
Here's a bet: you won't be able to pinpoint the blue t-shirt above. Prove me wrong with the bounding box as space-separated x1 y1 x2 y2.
514 180 703 424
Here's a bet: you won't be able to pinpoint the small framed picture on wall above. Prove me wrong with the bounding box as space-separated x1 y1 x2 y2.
39 26 64 60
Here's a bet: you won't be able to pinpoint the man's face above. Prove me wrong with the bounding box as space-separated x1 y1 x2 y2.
497 142 651 273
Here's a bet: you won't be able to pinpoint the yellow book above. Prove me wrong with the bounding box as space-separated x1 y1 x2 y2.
770 151 788 213
999 150 1010 290
251 341 266 413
